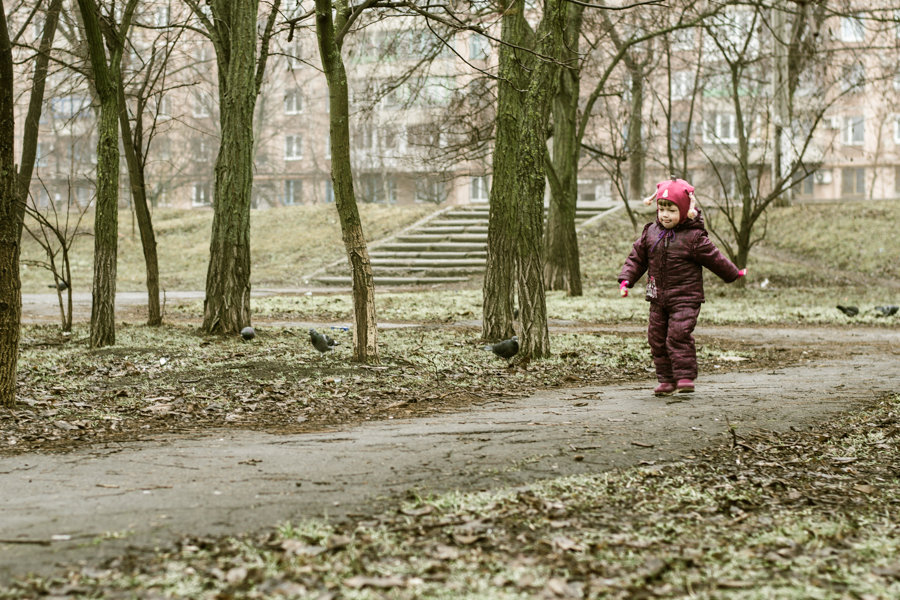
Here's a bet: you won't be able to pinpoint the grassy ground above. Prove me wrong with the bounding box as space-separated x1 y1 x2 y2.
19 203 435 294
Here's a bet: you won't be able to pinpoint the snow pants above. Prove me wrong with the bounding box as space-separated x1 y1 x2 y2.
648 301 701 383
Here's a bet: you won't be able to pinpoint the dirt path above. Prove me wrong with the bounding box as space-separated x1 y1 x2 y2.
1 325 897 580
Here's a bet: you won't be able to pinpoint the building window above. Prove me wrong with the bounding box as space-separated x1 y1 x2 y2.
792 170 815 197
358 175 396 204
286 40 302 70
284 179 302 205
155 6 170 26
839 15 865 43
670 70 695 100
36 142 50 168
468 33 490 60
669 27 694 51
415 177 446 204
703 112 737 144
671 121 690 152
471 176 490 202
284 90 302 114
895 166 900 195
192 138 212 161
325 178 334 203
192 182 211 206
156 95 171 118
840 167 865 197
842 116 864 145
894 115 900 145
192 92 211 118
284 134 302 160
51 96 90 119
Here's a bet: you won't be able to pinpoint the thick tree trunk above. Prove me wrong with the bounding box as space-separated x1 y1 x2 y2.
202 0 258 335
118 82 161 325
482 0 531 342
513 0 565 359
90 95 120 347
544 2 583 297
0 4 21 407
315 0 378 362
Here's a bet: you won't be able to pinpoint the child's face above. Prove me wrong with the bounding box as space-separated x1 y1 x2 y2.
657 199 681 229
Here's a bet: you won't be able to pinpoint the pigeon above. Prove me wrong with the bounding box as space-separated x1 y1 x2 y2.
48 280 68 291
240 326 256 341
836 305 859 317
309 328 338 354
874 305 899 317
484 335 519 363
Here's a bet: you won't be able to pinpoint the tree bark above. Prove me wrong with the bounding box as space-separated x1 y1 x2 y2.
482 0 532 342
16 0 62 233
513 0 564 359
543 1 583 297
77 0 137 348
117 78 161 325
0 2 22 407
201 0 260 335
626 64 646 203
314 0 378 362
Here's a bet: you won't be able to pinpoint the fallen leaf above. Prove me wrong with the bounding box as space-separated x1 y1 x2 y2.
343 575 405 589
853 484 876 494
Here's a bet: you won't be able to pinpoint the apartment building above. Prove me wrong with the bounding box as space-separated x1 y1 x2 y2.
12 2 900 211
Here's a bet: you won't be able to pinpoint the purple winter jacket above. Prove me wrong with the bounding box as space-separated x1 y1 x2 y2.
618 211 741 305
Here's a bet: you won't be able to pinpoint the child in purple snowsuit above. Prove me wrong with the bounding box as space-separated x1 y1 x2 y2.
618 178 746 396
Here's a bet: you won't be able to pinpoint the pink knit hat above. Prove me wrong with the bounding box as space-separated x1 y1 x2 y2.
643 178 698 221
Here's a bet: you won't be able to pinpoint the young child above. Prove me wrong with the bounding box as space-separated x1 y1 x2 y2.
618 178 746 396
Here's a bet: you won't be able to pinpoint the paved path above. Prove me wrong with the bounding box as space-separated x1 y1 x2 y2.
1 325 897 579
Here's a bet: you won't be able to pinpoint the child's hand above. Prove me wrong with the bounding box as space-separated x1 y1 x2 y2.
737 268 747 277
619 280 629 297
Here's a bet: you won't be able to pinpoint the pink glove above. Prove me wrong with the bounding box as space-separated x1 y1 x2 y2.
737 268 747 277
619 280 629 297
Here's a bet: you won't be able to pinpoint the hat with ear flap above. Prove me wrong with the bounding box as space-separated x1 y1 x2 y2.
643 178 698 221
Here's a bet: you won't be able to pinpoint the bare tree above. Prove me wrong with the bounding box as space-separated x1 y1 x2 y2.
76 0 139 347
0 0 21 408
313 0 380 362
185 0 281 336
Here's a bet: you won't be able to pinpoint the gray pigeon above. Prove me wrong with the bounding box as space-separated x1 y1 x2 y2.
484 335 519 363
309 328 338 354
48 280 68 291
240 326 256 341
836 305 859 317
874 305 899 317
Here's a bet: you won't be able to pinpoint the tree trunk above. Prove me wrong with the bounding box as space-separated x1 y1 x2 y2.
117 81 161 325
90 94 120 347
77 0 135 348
314 0 378 362
543 1 583 297
202 0 259 335
626 65 645 202
0 3 21 407
16 0 62 233
482 0 532 342
513 0 565 359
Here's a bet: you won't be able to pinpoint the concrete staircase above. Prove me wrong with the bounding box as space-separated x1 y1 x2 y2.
310 203 617 287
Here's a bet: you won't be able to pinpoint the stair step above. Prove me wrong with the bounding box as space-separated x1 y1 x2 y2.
315 275 472 286
372 265 485 276
396 233 487 243
371 258 487 267
370 250 488 259
378 242 487 252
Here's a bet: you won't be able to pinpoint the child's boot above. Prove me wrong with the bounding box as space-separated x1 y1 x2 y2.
676 379 694 393
654 382 676 396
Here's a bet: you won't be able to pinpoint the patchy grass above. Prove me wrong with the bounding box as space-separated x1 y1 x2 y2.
19 204 435 294
5 394 898 599
581 201 900 292
221 286 898 327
